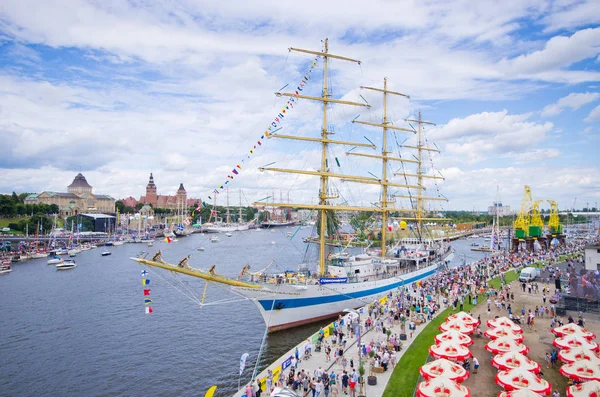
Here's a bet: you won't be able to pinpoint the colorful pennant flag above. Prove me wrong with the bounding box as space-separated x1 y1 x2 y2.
142 278 150 286
144 298 152 305
145 307 153 314
141 270 148 276
143 289 151 296
209 55 319 196
164 237 171 243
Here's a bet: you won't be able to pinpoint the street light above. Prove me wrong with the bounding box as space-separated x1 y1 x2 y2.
344 308 363 392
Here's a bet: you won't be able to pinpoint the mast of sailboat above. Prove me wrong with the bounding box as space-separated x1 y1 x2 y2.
351 78 411 255
225 187 230 224
238 189 243 224
399 112 447 239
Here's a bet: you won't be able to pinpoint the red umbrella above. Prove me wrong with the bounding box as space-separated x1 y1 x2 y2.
419 358 470 383
439 320 475 335
417 377 471 397
552 323 596 340
566 380 600 397
558 347 600 364
498 390 545 397
492 352 541 374
429 342 472 361
559 360 600 382
553 335 599 352
495 369 551 396
435 330 474 347
487 317 523 334
446 311 480 327
486 337 529 355
485 327 525 343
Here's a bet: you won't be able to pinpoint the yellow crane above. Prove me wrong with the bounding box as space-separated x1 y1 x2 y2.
514 185 532 239
547 199 562 235
529 200 544 237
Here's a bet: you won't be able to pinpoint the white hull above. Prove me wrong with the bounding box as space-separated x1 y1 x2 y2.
233 263 441 332
204 223 251 233
47 258 63 265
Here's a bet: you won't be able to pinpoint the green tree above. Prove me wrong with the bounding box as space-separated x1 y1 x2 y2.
350 212 375 239
316 210 340 238
27 214 53 234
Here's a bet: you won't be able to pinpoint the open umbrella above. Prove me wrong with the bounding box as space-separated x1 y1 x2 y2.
429 342 472 361
487 317 523 334
498 390 545 397
435 330 474 347
566 380 600 397
419 358 470 383
492 352 541 374
495 369 551 396
552 323 596 340
446 311 480 327
553 335 599 352
439 319 475 335
485 328 525 343
417 377 471 397
486 337 529 355
559 360 600 382
558 347 600 364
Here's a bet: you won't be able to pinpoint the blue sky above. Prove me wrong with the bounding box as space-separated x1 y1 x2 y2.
0 0 598 211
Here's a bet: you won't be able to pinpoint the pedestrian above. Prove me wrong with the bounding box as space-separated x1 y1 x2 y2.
472 357 479 374
545 352 551 368
341 371 349 395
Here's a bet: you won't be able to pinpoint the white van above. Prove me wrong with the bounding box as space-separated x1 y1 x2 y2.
519 267 540 282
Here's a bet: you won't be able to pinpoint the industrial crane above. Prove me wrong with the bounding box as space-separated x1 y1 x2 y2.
547 199 562 235
529 200 544 237
514 185 532 239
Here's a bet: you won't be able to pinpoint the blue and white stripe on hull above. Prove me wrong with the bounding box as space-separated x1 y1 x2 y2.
233 264 440 332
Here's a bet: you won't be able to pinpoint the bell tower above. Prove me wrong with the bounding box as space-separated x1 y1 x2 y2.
145 173 158 206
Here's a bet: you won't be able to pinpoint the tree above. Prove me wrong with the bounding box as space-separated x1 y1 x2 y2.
27 214 53 234
350 213 375 239
135 203 144 211
316 210 340 238
49 204 59 214
66 215 94 232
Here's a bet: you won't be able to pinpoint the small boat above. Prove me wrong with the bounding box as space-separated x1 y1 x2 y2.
47 256 63 265
197 247 205 252
56 260 76 270
271 241 276 245
101 251 111 256
11 256 21 263
286 232 293 237
470 242 479 247
210 236 219 243
0 262 11 274
225 232 233 237
147 241 154 247
69 253 78 257
29 251 49 259
113 241 125 246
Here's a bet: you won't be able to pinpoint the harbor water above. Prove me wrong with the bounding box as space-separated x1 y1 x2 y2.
0 228 496 396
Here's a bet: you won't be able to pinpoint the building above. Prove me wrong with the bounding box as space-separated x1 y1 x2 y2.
122 173 200 210
25 173 115 217
488 202 512 216
585 245 600 271
80 213 116 233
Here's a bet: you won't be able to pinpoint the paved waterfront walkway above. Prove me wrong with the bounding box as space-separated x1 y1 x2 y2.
234 297 450 397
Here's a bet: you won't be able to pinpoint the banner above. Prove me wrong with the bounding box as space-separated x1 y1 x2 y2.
319 277 348 284
239 352 249 376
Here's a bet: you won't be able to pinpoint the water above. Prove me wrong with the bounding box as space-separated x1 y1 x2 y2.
0 228 495 396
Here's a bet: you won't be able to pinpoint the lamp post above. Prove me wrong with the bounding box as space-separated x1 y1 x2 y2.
344 308 364 395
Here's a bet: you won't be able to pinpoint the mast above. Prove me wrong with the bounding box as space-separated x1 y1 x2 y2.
238 189 243 224
226 187 230 224
351 78 410 255
255 39 369 275
402 112 446 239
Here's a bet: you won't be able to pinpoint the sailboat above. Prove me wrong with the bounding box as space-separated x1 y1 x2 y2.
174 184 193 237
260 191 296 229
471 187 501 253
131 40 453 332
203 189 252 233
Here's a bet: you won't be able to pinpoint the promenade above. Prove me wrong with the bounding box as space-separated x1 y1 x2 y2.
234 236 598 397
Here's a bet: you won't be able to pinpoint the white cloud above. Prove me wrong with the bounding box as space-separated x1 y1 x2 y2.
541 0 600 33
434 111 553 164
498 27 600 76
585 104 600 122
542 92 600 117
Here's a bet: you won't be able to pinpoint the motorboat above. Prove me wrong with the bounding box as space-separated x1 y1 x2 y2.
0 262 11 274
210 236 219 243
147 241 154 247
226 232 233 237
47 256 63 265
101 251 111 256
197 247 205 251
56 260 76 270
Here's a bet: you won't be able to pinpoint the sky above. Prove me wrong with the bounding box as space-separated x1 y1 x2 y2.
0 0 599 212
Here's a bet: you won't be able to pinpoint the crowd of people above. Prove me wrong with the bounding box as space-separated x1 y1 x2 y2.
243 235 599 397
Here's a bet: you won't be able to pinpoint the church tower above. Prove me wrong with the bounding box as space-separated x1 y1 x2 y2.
145 173 158 206
176 183 187 209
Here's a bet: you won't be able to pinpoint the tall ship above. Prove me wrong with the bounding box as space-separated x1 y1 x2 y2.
260 191 296 229
203 189 253 233
132 40 453 332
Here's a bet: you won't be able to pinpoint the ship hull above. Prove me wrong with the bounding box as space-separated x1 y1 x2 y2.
233 262 443 332
204 224 250 233
260 221 296 229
